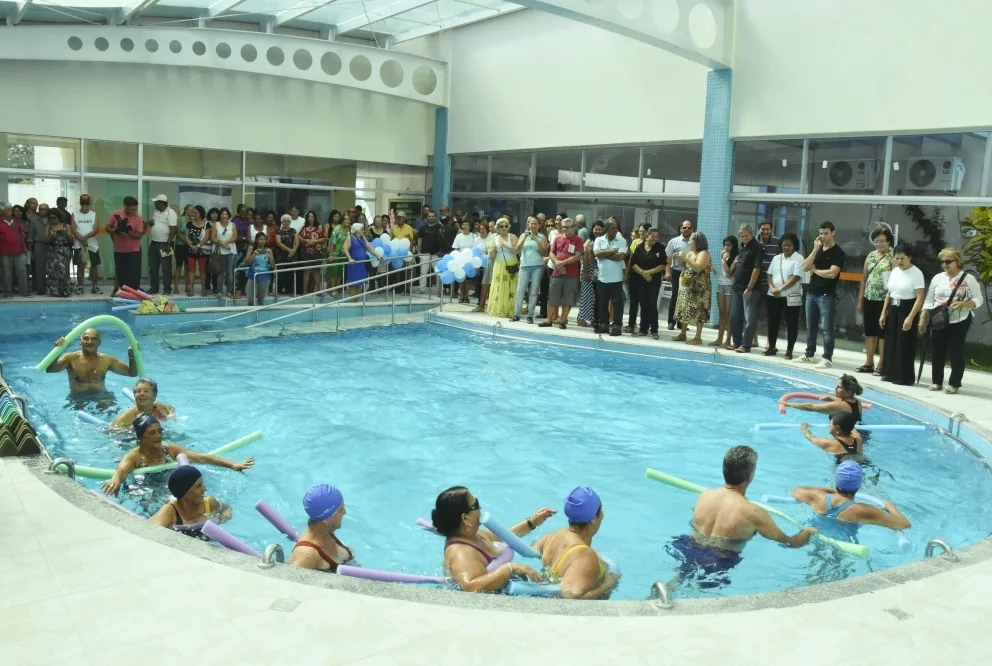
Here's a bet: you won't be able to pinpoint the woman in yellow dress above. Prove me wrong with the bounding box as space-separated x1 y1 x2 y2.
673 232 712 345
486 218 519 318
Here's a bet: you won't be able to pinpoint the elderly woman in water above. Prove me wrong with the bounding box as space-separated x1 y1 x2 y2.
431 486 553 592
149 465 231 531
289 484 355 572
109 377 175 429
101 414 254 495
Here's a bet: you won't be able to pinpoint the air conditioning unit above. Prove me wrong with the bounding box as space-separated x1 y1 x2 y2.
905 157 966 192
826 160 879 191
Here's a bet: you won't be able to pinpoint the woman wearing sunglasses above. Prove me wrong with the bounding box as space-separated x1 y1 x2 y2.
431 486 553 592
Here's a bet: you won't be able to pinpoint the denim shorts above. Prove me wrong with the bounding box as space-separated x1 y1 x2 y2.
717 283 733 296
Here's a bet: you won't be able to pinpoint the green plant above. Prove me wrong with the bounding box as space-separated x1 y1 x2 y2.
961 206 992 325
903 204 945 281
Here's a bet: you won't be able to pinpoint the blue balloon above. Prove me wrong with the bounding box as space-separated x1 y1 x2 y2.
480 256 489 269
391 258 403 270
440 270 455 285
371 238 383 249
438 258 450 272
472 247 483 258
464 263 477 279
381 245 392 258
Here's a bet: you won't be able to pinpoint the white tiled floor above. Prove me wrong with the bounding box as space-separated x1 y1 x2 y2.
3 307 992 665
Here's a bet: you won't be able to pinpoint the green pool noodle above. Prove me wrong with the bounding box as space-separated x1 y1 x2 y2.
645 468 870 559
35 315 146 376
59 431 262 480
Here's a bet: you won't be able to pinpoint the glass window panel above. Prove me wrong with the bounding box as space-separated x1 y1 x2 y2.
451 155 488 194
245 186 338 225
141 181 244 223
84 139 138 175
733 140 804 191
82 178 139 280
245 152 355 187
641 143 702 194
805 137 887 195
534 149 583 193
491 153 532 193
143 145 242 180
890 132 987 198
1 133 79 173
0 177 79 218
584 146 640 193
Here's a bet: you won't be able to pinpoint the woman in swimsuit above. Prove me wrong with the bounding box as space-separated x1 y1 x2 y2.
431 486 551 592
148 465 230 532
800 411 863 462
289 484 354 572
533 486 619 599
109 377 175 430
783 374 864 422
101 414 254 495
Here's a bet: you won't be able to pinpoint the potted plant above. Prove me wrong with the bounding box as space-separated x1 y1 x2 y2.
962 206 992 325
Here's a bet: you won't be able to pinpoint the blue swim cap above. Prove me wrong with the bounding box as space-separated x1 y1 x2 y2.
303 484 344 522
564 486 601 523
835 461 864 493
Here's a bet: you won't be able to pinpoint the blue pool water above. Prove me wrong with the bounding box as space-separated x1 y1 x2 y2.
4 309 992 600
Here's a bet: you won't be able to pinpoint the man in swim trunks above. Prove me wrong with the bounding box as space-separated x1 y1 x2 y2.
110 377 175 429
668 446 816 588
534 486 619 599
791 460 910 531
48 328 138 394
149 465 230 532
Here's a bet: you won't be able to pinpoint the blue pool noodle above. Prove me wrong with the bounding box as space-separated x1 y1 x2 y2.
480 512 540 559
508 581 561 597
111 304 138 313
112 297 140 305
76 411 107 426
753 423 925 433
122 387 136 403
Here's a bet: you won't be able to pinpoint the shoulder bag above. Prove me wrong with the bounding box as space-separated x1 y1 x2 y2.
928 274 966 332
778 256 802 307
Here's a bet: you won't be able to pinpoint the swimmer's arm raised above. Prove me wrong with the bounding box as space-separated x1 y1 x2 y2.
784 401 833 413
790 486 831 506
171 445 254 472
47 344 75 373
106 348 138 377
799 424 839 452
855 503 911 531
752 506 816 548
507 508 556 537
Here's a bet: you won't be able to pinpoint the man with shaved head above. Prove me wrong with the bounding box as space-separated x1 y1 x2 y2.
47 328 138 394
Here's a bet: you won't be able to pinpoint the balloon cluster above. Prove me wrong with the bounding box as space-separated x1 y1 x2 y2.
436 247 488 285
370 234 414 270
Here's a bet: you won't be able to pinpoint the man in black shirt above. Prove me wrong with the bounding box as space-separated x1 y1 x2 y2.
798 221 846 368
754 221 781 349
417 211 443 292
729 223 764 353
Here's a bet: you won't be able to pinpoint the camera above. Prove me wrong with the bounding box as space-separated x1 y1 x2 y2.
114 215 131 234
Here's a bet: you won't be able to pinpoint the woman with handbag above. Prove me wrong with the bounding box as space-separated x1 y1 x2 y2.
764 233 804 359
485 218 519 318
274 214 299 295
920 247 984 394
879 244 925 386
856 226 894 374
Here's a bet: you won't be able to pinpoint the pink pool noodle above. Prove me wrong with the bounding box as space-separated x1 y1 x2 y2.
337 565 447 585
778 392 872 414
122 285 153 301
202 520 260 557
255 499 300 541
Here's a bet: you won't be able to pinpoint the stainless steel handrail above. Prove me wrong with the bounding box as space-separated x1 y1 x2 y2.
257 543 285 569
649 581 672 607
925 539 959 561
48 457 75 479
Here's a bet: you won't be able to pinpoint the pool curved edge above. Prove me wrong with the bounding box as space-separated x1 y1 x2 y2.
15 309 992 617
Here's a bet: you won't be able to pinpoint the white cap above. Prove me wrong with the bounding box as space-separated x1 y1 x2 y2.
152 194 168 203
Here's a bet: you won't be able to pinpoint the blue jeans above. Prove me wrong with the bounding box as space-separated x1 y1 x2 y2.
514 264 544 317
804 292 836 360
215 253 236 296
730 285 760 349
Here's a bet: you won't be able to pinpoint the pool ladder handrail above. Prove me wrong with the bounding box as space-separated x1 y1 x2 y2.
47 457 75 480
9 392 27 416
649 581 672 608
258 543 285 569
925 539 959 562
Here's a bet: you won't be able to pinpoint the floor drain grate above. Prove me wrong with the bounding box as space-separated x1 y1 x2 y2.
270 598 300 612
884 607 912 620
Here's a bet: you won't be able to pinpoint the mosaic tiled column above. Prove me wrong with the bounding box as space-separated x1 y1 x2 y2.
697 68 734 324
431 107 451 213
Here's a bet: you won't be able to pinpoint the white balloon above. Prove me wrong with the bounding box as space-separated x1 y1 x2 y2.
390 239 403 250
380 233 390 242
453 267 466 281
460 248 473 259
470 257 482 268
403 254 415 263
400 238 411 250
373 247 384 258
449 258 464 270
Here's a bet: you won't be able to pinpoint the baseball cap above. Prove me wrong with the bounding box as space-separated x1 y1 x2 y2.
152 194 168 203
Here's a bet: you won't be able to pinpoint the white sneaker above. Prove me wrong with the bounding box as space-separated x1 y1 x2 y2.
816 359 832 369
797 356 814 363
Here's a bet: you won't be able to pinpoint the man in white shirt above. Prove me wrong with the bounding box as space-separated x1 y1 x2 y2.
148 194 178 294
664 220 693 330
288 205 305 233
593 217 628 336
72 194 102 294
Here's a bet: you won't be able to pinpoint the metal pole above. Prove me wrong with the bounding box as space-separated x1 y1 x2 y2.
799 139 810 194
336 301 340 331
391 290 396 325
881 136 893 195
636 147 644 192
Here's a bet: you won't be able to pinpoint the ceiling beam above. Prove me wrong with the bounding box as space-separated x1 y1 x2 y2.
6 0 33 26
115 0 161 25
273 0 340 26
208 0 250 18
334 0 434 35
389 2 523 44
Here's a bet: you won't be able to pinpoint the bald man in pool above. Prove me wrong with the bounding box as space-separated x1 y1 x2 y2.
47 328 137 394
666 446 816 589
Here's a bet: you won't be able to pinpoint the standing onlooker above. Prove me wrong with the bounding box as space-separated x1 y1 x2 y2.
148 194 177 295
540 218 583 330
417 209 443 293
712 236 738 348
624 223 651 333
473 223 492 311
538 213 557 319
245 232 275 306
879 244 925 386
183 206 210 296
673 232 712 344
575 214 588 241
44 210 73 297
451 219 477 303
512 216 547 322
344 222 375 298
173 204 192 295
798 221 846 368
213 208 238 298
105 196 144 292
288 205 305 233
28 202 49 295
664 220 693 330
856 226 894 375
298 211 327 295
754 221 781 349
629 228 667 339
486 218 519 318
274 214 299 295
233 204 252 297
327 210 347 293
764 233 804 358
390 212 416 294
0 202 30 298
72 194 101 294
593 218 628 336
578 220 604 328
729 224 764 353
921 247 984 394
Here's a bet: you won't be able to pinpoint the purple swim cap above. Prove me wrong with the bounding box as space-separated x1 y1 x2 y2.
303 484 344 522
835 461 864 493
564 486 601 523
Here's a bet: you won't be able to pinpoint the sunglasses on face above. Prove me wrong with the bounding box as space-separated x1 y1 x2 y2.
466 498 480 513
940 260 956 265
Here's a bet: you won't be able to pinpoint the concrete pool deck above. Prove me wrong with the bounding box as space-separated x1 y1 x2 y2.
3 305 992 665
